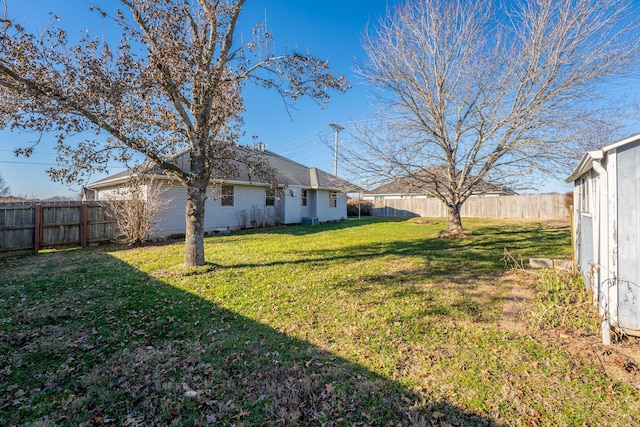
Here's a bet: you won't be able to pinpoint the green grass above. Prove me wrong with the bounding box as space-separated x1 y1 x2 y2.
1 217 638 426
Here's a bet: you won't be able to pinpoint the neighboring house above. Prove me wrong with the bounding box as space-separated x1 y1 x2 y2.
566 133 640 344
363 169 516 200
87 148 355 237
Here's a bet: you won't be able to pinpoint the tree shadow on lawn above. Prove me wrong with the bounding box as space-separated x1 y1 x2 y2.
0 250 503 426
236 217 387 237
468 224 571 259
219 233 511 288
208 232 515 324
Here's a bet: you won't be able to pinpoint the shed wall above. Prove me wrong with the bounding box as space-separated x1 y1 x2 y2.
616 141 640 330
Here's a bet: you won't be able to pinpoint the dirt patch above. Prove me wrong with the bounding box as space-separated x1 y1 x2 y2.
409 218 439 225
499 274 535 332
537 329 640 391
437 229 474 238
500 271 640 391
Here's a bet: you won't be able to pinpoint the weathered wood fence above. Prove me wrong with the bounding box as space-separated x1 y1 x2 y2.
370 193 569 220
0 201 117 254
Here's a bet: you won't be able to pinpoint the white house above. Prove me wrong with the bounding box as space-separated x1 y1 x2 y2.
566 133 640 344
87 148 355 237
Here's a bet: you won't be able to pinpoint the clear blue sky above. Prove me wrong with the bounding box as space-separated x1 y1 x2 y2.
0 0 392 198
0 0 630 198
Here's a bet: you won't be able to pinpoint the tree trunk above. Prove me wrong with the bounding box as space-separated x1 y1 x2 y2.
184 181 207 267
438 202 471 238
446 203 464 233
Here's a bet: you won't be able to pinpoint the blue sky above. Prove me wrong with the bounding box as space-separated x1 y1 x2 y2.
0 0 391 198
0 0 627 198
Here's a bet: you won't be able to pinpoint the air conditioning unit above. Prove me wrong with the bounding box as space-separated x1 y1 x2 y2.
301 217 319 226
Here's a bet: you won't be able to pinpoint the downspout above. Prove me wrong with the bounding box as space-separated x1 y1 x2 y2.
591 157 611 345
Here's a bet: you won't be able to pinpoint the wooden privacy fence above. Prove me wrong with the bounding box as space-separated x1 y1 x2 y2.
0 201 117 254
370 193 569 220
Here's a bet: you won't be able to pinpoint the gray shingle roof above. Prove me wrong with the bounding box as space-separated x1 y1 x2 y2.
88 147 357 192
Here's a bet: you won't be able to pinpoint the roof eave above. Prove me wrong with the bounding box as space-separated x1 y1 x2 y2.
87 173 171 189
565 150 604 183
600 132 640 154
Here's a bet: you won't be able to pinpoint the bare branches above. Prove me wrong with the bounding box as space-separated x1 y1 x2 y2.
345 0 640 234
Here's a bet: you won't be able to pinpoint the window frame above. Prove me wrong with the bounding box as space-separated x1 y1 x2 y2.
329 191 337 208
265 188 276 206
220 185 234 207
301 189 308 206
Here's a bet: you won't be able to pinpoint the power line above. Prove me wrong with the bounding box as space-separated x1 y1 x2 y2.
0 159 127 168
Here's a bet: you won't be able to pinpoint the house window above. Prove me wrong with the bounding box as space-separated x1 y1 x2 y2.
221 185 234 206
266 188 275 206
329 192 337 208
301 189 308 206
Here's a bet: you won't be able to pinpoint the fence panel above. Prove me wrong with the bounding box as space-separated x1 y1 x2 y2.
41 203 82 247
0 203 36 252
370 193 568 220
0 201 117 254
87 203 118 243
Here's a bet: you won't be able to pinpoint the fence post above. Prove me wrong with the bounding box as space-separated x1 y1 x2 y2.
34 203 42 254
80 203 88 248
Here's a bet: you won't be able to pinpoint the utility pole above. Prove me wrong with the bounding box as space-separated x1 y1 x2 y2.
329 123 344 176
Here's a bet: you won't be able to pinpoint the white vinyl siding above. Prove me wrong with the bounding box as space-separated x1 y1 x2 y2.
99 183 349 237
148 185 188 237
142 184 280 236
315 190 346 221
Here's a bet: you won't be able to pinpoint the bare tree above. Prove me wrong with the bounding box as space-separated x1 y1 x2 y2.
102 176 170 246
344 0 639 236
0 172 10 196
0 0 348 266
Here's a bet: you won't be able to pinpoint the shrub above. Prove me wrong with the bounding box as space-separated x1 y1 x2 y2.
347 198 372 216
102 177 169 246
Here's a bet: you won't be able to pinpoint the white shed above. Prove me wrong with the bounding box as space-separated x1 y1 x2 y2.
566 133 640 344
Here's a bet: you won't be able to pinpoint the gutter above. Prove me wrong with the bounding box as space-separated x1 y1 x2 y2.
590 156 612 345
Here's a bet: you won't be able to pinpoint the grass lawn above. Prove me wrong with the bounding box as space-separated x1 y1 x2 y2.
1 217 639 426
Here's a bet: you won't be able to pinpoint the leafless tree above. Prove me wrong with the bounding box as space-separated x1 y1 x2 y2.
102 176 170 246
0 172 10 196
344 0 639 236
0 0 348 266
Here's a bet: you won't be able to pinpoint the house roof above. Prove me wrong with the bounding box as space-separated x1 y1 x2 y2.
566 132 640 183
366 168 516 196
87 147 358 192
